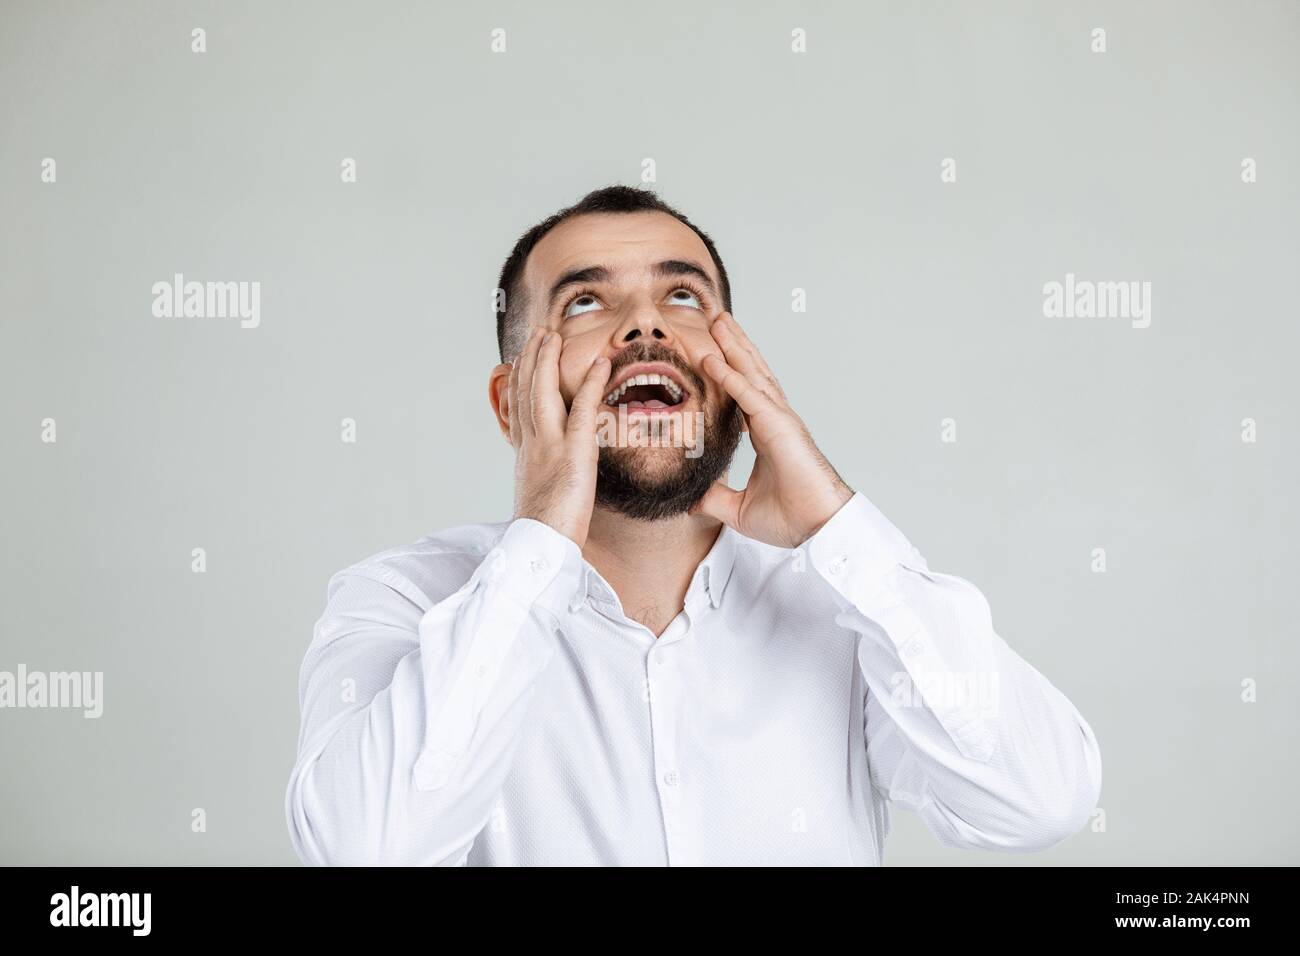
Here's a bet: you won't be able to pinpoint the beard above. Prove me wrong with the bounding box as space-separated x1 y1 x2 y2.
592 341 744 521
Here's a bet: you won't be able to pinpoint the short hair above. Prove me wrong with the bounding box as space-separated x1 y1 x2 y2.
494 185 732 362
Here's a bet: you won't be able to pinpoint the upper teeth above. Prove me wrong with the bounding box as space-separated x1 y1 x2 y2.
604 372 683 405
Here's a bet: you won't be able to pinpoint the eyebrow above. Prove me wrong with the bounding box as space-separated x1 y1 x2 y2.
546 259 719 312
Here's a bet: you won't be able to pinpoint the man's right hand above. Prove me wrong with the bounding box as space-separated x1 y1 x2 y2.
509 327 612 548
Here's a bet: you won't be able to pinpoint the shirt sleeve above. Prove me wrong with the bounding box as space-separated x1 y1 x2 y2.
284 518 584 866
803 493 1103 852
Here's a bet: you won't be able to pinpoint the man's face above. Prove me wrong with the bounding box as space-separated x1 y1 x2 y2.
505 210 743 520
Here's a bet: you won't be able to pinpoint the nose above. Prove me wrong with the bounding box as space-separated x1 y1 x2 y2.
609 295 677 349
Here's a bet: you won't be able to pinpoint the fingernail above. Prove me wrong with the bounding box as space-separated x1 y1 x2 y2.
542 332 553 344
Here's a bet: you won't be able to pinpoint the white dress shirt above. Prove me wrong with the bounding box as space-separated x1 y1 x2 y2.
285 493 1102 866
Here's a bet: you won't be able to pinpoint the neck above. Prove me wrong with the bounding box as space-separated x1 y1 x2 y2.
582 506 724 638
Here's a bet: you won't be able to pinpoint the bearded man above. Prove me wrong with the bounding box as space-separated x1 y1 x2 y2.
285 186 1102 867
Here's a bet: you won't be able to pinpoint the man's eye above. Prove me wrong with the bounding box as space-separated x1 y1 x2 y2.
564 294 602 318
668 288 702 309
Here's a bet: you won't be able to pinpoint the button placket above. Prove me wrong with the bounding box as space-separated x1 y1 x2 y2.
646 642 683 864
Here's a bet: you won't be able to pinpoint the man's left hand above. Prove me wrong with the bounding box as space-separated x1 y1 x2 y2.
688 312 854 548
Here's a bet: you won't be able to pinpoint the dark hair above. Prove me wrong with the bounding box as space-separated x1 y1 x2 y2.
494 185 732 362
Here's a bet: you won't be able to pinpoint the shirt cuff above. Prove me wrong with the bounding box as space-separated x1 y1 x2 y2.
479 517 586 622
804 492 924 609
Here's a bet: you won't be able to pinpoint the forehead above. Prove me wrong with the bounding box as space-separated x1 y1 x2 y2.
523 210 717 294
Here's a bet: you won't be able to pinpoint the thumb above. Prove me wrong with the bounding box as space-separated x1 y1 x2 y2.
690 481 744 529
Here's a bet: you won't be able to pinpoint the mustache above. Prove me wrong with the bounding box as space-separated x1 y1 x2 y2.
607 340 708 397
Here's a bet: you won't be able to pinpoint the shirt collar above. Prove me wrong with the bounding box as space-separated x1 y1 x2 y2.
570 522 740 613
698 522 739 609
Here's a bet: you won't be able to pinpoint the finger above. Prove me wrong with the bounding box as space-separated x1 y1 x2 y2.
712 312 787 403
689 480 745 529
507 360 523 447
700 350 778 419
514 326 544 436
717 311 761 354
708 313 764 379
566 355 612 438
718 312 768 368
530 332 565 437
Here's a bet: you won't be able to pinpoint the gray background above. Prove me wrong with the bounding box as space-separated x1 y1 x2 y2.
1 0 1296 865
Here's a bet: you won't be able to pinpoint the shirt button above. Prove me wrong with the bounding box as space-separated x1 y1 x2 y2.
904 639 925 658
828 556 847 575
530 556 549 573
475 663 490 679
654 649 670 667
663 770 679 787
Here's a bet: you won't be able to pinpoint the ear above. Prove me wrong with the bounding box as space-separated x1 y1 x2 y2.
488 362 514 446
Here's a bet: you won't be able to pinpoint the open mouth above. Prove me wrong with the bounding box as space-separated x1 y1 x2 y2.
603 367 690 413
